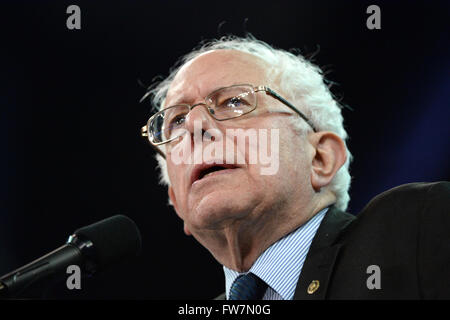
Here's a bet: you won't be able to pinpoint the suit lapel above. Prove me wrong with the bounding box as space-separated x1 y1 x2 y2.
293 206 355 300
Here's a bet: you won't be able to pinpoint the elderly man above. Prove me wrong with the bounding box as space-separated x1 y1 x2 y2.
141 36 450 300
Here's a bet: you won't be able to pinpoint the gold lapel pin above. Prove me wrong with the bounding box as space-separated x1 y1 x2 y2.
307 280 320 294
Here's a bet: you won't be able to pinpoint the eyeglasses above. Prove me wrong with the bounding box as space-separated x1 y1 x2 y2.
141 84 317 158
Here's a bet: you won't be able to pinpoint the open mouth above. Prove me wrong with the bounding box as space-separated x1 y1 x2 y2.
192 164 239 185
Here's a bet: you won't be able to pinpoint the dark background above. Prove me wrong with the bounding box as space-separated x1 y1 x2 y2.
0 0 448 299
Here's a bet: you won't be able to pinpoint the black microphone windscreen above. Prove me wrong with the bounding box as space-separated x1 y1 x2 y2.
74 215 142 270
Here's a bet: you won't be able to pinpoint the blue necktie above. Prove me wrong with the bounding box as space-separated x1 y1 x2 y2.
228 273 267 300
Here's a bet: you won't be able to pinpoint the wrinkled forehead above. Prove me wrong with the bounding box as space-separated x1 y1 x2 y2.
164 50 272 107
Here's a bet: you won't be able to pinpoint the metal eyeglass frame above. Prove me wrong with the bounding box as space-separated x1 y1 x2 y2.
141 84 317 159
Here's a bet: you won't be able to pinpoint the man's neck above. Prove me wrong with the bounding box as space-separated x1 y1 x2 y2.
192 193 335 272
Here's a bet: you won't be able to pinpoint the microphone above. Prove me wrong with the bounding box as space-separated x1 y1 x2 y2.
0 215 142 298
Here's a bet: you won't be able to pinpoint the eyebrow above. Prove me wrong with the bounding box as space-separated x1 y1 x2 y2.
165 83 243 108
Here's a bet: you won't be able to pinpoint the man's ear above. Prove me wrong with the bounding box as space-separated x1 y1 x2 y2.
168 186 192 236
309 131 347 192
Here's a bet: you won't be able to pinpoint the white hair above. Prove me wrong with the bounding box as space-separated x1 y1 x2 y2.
143 35 353 211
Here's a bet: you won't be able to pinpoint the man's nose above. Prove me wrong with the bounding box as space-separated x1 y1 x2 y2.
184 103 218 137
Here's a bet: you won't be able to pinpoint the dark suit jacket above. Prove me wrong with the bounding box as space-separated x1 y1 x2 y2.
216 181 450 299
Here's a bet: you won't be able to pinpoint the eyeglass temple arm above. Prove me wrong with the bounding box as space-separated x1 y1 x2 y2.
256 86 317 132
141 126 167 159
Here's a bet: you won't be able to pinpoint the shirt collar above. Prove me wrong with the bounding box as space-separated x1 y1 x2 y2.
223 207 328 300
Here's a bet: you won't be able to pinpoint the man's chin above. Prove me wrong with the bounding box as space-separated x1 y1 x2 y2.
187 192 250 230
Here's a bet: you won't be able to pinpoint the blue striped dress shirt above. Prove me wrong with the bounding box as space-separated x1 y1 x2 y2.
223 207 328 300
